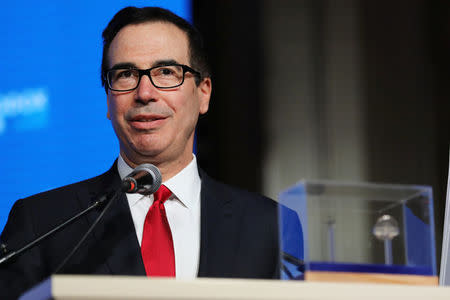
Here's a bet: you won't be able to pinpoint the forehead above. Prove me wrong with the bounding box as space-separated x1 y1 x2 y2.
107 21 190 68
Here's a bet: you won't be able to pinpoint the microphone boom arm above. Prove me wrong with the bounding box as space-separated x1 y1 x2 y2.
0 194 109 266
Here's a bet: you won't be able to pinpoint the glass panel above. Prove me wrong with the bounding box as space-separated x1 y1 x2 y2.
278 181 436 280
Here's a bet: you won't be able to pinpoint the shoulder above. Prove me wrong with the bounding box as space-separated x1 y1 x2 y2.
4 164 119 236
17 163 118 209
199 169 277 213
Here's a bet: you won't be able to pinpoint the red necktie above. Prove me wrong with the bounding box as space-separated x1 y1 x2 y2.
141 185 175 277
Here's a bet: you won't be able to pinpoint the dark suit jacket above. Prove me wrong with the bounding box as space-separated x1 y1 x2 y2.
0 162 280 299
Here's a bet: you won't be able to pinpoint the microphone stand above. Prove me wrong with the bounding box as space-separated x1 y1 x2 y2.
53 189 121 273
0 192 113 266
281 251 305 280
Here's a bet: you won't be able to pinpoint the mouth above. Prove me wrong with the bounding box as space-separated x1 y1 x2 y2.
128 114 168 130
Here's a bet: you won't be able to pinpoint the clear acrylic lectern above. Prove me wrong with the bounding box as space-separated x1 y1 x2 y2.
278 181 437 284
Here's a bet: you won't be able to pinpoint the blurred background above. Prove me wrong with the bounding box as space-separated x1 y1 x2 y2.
0 0 190 228
1 0 450 271
194 0 450 270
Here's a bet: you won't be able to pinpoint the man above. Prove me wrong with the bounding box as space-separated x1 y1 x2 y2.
0 7 280 299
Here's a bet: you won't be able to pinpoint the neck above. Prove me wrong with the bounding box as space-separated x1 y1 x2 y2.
121 150 194 182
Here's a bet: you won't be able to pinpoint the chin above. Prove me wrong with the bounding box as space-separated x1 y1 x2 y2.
134 146 165 157
121 140 163 160
130 135 164 151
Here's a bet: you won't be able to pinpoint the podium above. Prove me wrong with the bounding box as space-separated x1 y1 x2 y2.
20 275 450 300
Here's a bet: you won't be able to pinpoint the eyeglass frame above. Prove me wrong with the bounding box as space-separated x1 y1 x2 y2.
105 63 202 92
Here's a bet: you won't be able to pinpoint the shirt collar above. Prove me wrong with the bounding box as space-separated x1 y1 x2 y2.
117 154 201 209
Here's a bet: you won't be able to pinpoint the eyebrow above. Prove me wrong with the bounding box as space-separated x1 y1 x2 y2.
110 62 137 70
153 59 179 67
110 59 181 70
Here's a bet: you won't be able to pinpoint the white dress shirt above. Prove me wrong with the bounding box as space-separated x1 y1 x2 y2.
117 155 201 279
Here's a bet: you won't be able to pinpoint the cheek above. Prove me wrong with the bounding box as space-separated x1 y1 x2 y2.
107 101 127 131
108 103 117 121
179 98 200 131
177 96 198 116
107 97 124 119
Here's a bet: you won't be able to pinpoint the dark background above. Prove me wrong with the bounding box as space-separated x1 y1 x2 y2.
193 0 450 271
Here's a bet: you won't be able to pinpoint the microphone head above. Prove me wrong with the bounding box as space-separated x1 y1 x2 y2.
135 164 162 194
123 164 162 195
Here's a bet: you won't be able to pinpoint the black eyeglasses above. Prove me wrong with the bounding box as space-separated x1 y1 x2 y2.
106 64 201 92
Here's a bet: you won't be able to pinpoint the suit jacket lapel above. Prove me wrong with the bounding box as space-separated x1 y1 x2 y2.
198 171 244 277
74 164 242 277
78 162 146 276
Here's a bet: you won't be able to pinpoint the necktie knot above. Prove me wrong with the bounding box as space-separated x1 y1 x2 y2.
153 185 172 205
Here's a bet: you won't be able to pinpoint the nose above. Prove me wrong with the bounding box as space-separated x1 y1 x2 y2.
134 74 158 103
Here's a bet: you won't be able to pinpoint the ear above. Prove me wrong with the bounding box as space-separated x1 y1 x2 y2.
198 77 212 115
106 93 111 120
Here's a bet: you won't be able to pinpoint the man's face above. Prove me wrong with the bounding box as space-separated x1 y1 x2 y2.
106 22 211 169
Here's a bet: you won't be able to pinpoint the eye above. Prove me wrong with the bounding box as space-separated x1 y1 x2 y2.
158 67 176 76
116 69 135 79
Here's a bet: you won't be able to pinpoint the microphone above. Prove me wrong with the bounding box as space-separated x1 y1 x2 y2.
121 164 162 195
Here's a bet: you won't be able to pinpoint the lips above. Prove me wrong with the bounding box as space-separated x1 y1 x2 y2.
128 114 167 130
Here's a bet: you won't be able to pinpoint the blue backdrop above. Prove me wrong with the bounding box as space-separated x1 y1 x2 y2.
0 1 191 230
